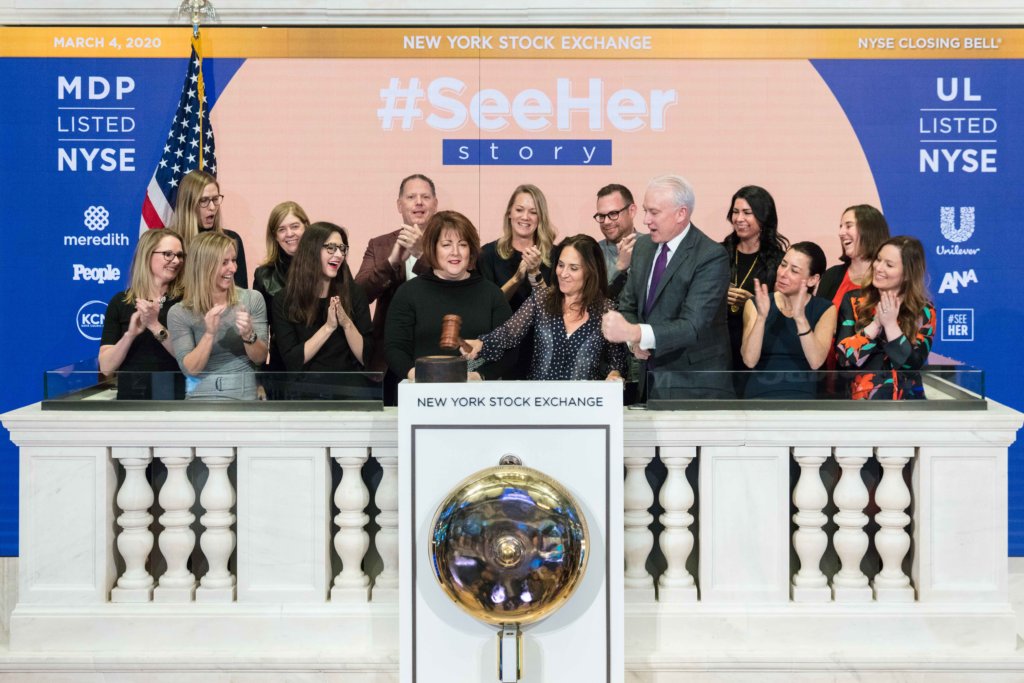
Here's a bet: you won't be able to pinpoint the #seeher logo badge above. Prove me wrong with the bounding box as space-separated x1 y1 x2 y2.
76 299 107 340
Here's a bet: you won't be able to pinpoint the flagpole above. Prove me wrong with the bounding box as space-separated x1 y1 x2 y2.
179 0 217 171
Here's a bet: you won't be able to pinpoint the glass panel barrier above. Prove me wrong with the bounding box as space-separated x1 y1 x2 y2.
43 360 385 410
641 367 984 410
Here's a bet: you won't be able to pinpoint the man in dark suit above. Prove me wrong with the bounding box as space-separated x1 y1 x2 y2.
355 174 437 403
602 174 733 399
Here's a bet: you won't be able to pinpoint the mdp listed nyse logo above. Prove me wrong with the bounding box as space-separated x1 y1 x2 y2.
76 299 107 340
83 205 109 231
940 206 974 243
940 308 974 342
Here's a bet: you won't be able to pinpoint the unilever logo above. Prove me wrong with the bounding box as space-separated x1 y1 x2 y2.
76 299 107 341
940 206 974 243
83 205 110 232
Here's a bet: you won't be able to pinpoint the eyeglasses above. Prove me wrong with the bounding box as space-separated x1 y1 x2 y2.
593 205 630 223
155 250 186 262
323 243 349 255
197 194 224 208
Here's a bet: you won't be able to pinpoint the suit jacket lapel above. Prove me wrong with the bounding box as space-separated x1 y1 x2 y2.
649 225 697 312
637 238 657 321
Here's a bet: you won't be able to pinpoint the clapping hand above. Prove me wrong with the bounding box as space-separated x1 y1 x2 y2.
519 246 542 279
332 297 352 331
615 233 637 272
752 278 771 318
234 304 254 340
127 309 146 337
204 303 227 335
790 279 810 321
135 298 159 330
876 290 902 329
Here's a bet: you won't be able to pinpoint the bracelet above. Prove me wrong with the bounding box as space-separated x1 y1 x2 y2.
797 327 812 337
528 273 543 287
242 330 258 345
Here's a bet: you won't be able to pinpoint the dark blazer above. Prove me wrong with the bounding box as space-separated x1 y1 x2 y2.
354 229 430 373
618 225 733 398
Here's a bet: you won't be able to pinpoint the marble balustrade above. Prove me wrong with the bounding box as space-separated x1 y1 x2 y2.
2 395 1021 658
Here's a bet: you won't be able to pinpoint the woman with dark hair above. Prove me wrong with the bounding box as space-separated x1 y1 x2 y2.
170 169 248 287
272 222 372 378
254 201 311 384
740 242 837 399
721 185 789 379
836 236 935 400
386 211 514 381
99 228 186 399
168 231 267 400
478 184 558 379
818 204 890 308
465 234 626 381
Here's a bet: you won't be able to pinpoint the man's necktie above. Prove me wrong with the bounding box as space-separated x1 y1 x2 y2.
643 243 670 318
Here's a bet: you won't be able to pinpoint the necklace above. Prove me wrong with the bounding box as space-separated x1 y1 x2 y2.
730 249 758 313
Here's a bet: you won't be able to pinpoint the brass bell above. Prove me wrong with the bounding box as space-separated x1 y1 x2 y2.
429 454 590 681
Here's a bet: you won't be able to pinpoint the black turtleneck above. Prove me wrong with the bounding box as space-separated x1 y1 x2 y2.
384 270 516 380
253 252 293 371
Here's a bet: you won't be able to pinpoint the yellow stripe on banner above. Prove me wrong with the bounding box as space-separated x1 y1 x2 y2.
2 27 1020 59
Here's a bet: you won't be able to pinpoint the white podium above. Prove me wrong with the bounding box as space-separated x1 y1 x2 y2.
398 380 624 683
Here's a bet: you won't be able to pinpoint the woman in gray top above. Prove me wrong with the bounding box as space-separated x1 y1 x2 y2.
169 231 268 400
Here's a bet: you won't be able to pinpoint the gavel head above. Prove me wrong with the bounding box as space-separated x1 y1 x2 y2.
439 314 464 351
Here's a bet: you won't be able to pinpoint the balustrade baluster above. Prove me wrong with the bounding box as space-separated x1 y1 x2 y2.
111 447 154 603
624 446 656 601
154 447 196 602
873 447 915 602
832 447 872 602
331 446 370 602
657 446 697 602
196 447 236 602
372 447 398 602
792 447 830 602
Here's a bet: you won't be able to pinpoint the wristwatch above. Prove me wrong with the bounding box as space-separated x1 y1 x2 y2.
242 330 258 345
153 328 169 342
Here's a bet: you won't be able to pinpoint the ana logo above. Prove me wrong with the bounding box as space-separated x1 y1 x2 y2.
73 263 121 284
938 268 977 294
76 299 107 340
940 206 974 243
940 308 974 342
83 205 109 231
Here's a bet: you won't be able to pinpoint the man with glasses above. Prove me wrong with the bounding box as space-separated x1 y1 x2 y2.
594 184 639 299
355 174 438 404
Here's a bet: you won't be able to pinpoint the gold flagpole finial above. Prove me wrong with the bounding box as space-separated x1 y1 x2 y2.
178 0 217 37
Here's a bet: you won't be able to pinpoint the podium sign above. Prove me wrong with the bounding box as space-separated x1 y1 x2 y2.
398 380 623 683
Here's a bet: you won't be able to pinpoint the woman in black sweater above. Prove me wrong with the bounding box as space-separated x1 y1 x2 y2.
386 211 514 381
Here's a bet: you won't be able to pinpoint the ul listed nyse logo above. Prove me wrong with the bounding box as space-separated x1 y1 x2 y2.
76 300 106 340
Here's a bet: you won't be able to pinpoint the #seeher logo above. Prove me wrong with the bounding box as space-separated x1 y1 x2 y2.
76 299 107 340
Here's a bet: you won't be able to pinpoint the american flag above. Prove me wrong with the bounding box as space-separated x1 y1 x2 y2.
139 31 217 233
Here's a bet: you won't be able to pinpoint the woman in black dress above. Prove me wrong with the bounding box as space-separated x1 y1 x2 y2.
740 242 836 399
272 222 373 398
720 185 789 383
478 184 558 379
99 228 186 399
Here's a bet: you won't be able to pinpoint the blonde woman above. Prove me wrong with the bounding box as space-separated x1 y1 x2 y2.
168 231 267 400
171 169 248 287
478 184 557 379
99 228 186 399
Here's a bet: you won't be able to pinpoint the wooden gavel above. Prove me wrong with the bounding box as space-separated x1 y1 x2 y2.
439 314 473 354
